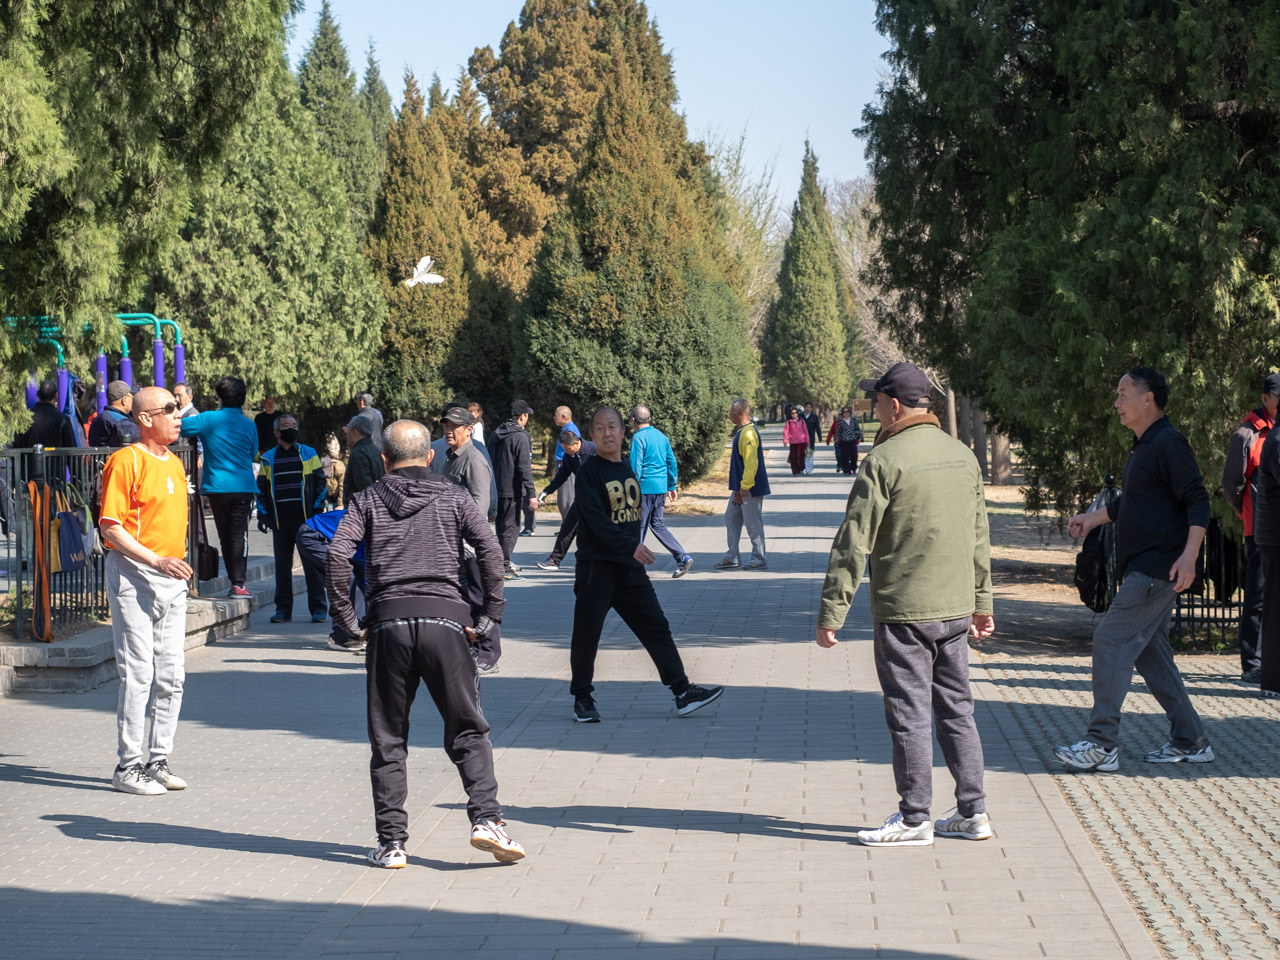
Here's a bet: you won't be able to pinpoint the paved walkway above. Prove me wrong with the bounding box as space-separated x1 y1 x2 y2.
0 433 1263 959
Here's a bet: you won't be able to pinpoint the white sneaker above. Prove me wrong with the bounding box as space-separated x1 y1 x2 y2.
145 759 187 790
470 820 526 862
857 811 933 846
934 809 993 841
1053 739 1120 772
112 763 167 796
367 840 407 868
1144 741 1214 763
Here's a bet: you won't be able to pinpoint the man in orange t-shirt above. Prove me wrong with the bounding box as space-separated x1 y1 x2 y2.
98 386 193 796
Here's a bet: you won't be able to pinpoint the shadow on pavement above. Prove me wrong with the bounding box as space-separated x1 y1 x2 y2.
0 886 973 960
0 757 115 793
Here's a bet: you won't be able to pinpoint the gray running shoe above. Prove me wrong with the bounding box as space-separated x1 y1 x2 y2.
1144 742 1214 763
1053 739 1119 772
934 810 992 840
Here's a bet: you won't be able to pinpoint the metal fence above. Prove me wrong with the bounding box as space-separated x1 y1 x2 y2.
1173 519 1247 640
0 443 196 641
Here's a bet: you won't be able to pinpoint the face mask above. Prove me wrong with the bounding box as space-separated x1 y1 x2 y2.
280 428 298 443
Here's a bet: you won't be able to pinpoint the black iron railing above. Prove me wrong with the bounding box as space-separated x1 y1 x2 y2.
1173 518 1246 641
0 443 196 641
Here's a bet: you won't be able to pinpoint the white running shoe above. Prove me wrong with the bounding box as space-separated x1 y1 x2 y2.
934 810 993 841
857 811 934 846
111 764 167 796
470 820 526 862
1053 739 1119 772
1144 741 1214 763
145 759 187 790
367 840 407 868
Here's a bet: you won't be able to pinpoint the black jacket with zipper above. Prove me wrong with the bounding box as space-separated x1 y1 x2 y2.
490 419 534 500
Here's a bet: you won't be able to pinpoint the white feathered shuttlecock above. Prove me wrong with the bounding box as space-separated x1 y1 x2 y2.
403 256 445 287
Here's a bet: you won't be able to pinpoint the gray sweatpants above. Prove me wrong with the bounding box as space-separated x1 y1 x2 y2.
1086 572 1206 751
873 617 986 824
724 491 766 564
106 550 189 768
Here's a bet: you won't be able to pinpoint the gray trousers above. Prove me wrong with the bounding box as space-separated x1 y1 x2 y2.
873 617 986 824
107 550 189 768
723 491 766 563
1086 572 1207 751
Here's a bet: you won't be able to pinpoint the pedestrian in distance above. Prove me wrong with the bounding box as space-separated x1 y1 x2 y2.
490 400 538 580
468 401 486 445
802 402 820 474
180 376 259 597
296 508 367 654
354 391 384 447
536 430 596 570
568 406 724 724
818 362 995 846
99 386 192 795
326 419 524 868
629 405 693 578
253 395 277 457
716 398 770 571
343 414 385 506
537 405 581 534
430 402 498 520
1245 389 1280 701
783 406 809 475
87 380 140 448
1222 372 1280 684
827 406 864 475
257 413 328 624
1055 367 1215 771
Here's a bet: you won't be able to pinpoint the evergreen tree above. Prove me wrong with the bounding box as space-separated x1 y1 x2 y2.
149 57 385 410
763 145 850 412
517 43 753 481
297 1 378 233
862 1 1280 517
0 0 289 438
365 73 472 420
358 41 394 177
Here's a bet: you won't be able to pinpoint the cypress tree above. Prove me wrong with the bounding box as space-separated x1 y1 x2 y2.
517 42 753 480
365 74 472 420
0 0 290 438
297 1 378 234
358 41 394 178
763 145 851 412
149 57 385 410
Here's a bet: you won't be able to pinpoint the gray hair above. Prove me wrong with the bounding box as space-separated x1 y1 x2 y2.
355 391 375 407
383 419 431 466
272 413 295 431
347 414 377 439
630 404 652 424
730 397 750 417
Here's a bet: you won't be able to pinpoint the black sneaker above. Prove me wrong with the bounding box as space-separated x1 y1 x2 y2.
1242 667 1263 683
367 839 407 868
675 684 724 716
573 697 601 723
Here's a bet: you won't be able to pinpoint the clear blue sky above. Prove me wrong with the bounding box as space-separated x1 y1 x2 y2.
286 1 887 206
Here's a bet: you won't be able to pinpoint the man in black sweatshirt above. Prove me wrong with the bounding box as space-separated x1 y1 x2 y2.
569 406 724 723
490 400 538 580
326 419 525 868
536 431 596 570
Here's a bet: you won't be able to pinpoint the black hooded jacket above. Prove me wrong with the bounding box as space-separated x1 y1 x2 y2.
490 419 534 500
326 466 504 636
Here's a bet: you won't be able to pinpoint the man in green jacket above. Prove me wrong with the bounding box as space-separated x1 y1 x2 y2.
817 362 996 847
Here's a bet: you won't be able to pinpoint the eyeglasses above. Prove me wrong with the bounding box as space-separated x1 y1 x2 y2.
140 402 179 417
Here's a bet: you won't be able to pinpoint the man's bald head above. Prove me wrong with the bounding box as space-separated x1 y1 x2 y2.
134 386 170 411
382 419 432 468
133 386 180 444
554 405 572 427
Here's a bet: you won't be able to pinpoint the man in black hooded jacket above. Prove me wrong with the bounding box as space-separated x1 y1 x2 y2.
326 419 524 869
489 400 538 579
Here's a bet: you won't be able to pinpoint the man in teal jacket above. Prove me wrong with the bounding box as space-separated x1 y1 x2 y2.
817 362 995 848
628 405 693 578
258 413 328 623
180 376 259 596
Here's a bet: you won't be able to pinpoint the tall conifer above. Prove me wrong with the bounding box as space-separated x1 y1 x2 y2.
358 42 394 178
298 1 378 233
365 74 471 419
517 41 753 480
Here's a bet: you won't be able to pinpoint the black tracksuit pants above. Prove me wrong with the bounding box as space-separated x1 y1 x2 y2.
496 497 520 565
569 558 689 699
272 503 327 619
208 492 253 587
296 524 365 643
548 503 580 565
366 617 500 842
1240 535 1263 672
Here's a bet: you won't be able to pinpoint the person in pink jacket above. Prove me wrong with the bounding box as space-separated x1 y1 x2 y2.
783 407 810 475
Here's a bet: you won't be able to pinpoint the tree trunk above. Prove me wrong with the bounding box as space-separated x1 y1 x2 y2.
971 401 988 480
991 430 1013 485
956 393 971 448
945 387 958 438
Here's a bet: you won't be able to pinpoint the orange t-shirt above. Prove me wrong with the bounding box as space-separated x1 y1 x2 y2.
99 445 190 558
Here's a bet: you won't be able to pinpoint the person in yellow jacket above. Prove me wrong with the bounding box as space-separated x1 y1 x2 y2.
257 414 327 623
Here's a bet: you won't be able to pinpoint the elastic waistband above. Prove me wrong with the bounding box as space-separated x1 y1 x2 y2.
370 617 466 636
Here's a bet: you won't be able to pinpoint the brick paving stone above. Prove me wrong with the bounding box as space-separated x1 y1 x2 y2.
0 434 1167 960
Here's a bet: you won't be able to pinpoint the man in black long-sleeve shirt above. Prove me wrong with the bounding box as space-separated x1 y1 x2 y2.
535 432 596 571
568 406 724 723
1055 367 1213 772
326 419 525 869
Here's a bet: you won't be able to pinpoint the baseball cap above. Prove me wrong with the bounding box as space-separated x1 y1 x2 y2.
106 380 133 402
510 400 532 418
1264 373 1280 396
858 362 932 408
442 406 475 426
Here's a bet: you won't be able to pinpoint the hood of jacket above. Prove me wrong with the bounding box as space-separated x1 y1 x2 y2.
374 467 451 519
494 420 525 442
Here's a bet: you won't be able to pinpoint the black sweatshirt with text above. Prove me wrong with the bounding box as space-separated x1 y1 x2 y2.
574 455 643 567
